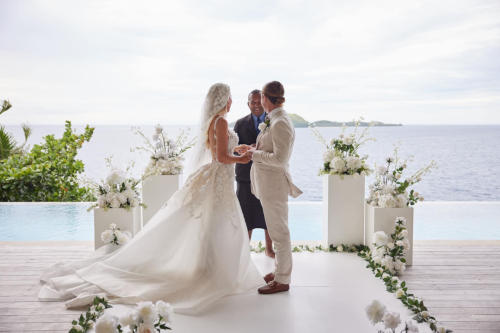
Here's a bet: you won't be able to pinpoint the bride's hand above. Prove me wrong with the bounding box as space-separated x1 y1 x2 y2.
239 151 252 164
234 145 250 155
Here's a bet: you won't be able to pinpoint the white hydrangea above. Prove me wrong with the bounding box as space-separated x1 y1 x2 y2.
95 314 119 333
137 301 157 325
101 230 114 243
383 311 401 329
346 156 362 171
374 231 388 246
323 150 334 163
332 157 346 173
156 300 173 323
365 300 386 325
119 311 138 330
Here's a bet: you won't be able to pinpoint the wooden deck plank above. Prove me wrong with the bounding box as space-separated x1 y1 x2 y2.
0 241 499 332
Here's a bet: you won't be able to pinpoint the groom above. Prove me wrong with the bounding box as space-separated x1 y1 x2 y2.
247 81 302 294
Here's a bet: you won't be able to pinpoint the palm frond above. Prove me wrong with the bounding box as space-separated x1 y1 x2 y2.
0 126 17 159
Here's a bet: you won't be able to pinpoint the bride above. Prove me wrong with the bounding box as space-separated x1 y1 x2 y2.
38 83 265 314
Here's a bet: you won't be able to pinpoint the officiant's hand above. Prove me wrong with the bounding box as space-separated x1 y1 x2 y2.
234 144 251 155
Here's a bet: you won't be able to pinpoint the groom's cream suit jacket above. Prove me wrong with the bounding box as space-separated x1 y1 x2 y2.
250 107 302 200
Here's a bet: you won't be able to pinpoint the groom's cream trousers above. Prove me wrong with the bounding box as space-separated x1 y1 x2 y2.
250 107 302 285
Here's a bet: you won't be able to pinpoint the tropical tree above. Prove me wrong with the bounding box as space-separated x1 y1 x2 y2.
0 100 32 159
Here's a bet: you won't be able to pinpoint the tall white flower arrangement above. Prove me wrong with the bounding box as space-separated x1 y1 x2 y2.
131 125 194 178
367 147 436 208
88 157 143 211
311 119 374 176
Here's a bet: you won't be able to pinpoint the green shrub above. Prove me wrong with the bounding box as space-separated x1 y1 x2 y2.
0 121 96 201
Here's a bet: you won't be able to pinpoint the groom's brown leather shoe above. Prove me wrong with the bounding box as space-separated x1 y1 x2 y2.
258 281 290 294
263 272 275 284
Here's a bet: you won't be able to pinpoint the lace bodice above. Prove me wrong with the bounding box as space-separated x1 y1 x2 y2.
211 117 239 165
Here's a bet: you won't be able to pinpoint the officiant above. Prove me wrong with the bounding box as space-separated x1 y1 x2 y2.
234 89 275 258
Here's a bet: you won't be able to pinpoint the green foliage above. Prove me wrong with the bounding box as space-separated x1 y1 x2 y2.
0 121 96 201
0 100 32 159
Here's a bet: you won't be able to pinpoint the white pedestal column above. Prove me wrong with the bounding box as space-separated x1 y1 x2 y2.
365 203 414 265
322 174 365 246
93 207 141 250
142 175 180 225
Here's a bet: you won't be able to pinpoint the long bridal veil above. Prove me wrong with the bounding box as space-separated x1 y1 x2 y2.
38 83 263 314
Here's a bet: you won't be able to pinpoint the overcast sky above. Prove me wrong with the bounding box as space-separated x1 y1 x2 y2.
1 0 499 125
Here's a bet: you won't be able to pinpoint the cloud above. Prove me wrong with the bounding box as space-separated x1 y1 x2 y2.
0 0 499 125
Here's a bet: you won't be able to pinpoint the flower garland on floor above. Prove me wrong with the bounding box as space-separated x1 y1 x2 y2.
69 296 173 333
249 217 451 333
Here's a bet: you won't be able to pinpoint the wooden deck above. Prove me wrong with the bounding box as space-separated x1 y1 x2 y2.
0 240 499 332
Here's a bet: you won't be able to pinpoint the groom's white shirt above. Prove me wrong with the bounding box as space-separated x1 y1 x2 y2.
250 107 302 199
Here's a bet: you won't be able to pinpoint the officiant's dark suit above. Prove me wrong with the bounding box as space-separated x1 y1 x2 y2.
234 98 267 231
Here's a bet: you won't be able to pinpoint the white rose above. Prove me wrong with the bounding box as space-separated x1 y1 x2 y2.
95 314 119 333
396 289 404 298
72 324 83 332
336 245 343 252
383 311 401 330
156 300 173 323
382 273 390 280
387 242 395 250
374 231 388 246
391 276 399 284
101 230 114 244
372 254 382 265
137 301 157 324
396 240 404 247
323 150 334 163
258 122 267 132
421 311 429 319
365 300 386 325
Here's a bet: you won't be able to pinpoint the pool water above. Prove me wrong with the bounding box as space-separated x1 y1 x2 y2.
1 202 499 241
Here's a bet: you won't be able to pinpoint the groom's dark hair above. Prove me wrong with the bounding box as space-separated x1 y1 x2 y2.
248 89 261 101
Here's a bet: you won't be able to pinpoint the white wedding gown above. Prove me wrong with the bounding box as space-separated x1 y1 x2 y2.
38 123 264 314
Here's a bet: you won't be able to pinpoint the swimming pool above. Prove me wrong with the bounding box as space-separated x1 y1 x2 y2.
1 202 499 241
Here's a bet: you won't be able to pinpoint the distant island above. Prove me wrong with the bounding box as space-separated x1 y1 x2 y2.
289 114 402 128
230 114 402 128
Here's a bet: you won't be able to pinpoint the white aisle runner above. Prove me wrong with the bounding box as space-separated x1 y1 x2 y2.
102 252 431 333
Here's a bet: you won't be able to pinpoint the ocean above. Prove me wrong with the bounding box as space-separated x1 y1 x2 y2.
4 124 500 202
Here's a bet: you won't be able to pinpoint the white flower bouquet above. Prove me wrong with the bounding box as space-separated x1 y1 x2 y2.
88 158 143 211
101 223 131 246
95 300 173 332
132 125 194 178
311 119 373 176
367 147 436 208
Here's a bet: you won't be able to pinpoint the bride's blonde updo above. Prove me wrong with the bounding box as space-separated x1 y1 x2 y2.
263 81 285 106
